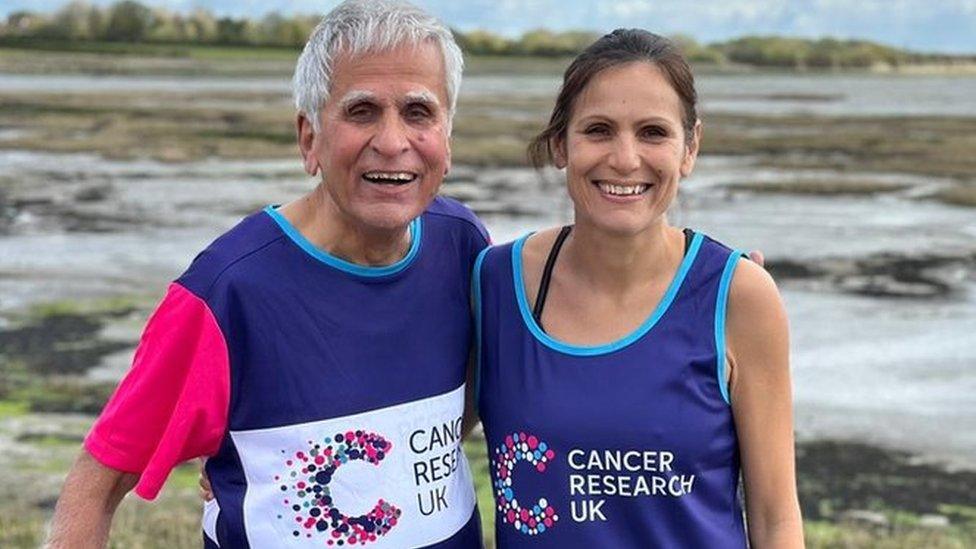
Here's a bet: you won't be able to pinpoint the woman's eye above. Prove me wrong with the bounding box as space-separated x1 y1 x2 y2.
584 125 610 136
641 126 667 139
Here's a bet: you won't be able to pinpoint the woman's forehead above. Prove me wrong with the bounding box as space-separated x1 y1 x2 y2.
572 62 684 122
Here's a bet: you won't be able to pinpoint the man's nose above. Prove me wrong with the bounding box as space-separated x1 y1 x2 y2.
371 112 410 157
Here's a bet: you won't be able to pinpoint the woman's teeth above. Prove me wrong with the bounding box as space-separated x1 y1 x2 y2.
596 182 650 196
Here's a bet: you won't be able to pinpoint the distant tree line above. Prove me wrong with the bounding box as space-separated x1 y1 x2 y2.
1 1 970 67
1 1 318 47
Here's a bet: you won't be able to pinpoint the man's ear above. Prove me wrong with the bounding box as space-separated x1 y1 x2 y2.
444 132 452 177
679 119 703 178
296 113 320 176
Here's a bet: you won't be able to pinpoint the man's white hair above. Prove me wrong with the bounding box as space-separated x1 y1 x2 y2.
293 0 464 134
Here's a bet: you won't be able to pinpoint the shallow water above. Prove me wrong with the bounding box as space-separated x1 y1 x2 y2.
2 69 975 466
3 151 973 470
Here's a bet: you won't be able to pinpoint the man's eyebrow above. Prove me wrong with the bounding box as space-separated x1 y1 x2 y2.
403 91 440 106
338 90 377 110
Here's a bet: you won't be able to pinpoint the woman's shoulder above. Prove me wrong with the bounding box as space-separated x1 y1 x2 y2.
725 256 789 374
728 258 783 316
480 226 566 265
520 226 567 265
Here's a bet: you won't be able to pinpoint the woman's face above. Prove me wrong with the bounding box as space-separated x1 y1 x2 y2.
557 61 700 236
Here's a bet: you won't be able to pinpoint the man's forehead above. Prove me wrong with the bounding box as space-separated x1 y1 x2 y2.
328 42 448 103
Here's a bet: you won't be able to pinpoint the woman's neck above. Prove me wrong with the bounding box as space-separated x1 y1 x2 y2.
561 219 683 296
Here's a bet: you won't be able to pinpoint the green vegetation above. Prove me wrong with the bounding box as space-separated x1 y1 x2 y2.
11 380 118 414
1 436 974 548
6 88 976 186
718 36 912 69
465 436 496 547
931 183 976 207
703 113 976 182
804 519 976 548
3 1 973 68
0 297 148 418
728 180 912 196
0 400 29 417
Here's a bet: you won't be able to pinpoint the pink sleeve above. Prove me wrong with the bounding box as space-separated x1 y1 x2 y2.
84 282 230 500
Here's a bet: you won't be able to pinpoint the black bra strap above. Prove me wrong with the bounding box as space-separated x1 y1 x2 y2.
533 227 696 334
533 225 573 329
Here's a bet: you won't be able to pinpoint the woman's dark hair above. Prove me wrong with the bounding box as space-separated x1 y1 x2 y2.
528 29 698 168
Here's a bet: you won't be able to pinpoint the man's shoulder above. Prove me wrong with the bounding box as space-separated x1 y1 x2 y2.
177 208 284 298
424 195 489 245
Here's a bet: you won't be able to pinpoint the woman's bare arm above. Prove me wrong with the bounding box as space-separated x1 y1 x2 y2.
726 258 804 548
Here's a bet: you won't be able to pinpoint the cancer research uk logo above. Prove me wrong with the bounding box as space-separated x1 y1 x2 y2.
493 432 559 536
276 430 400 546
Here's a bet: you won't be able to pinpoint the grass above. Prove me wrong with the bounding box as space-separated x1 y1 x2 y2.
2 438 974 549
729 179 912 195
704 113 976 181
0 41 565 70
805 519 976 548
0 400 29 418
0 44 565 78
931 183 976 207
465 55 572 75
3 85 976 187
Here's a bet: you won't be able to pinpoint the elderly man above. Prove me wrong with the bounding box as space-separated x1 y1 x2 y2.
47 1 486 547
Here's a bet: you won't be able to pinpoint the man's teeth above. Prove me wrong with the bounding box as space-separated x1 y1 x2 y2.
362 171 417 184
597 182 650 196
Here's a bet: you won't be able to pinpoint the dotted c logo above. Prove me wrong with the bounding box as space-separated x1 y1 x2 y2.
276 430 401 546
493 431 559 536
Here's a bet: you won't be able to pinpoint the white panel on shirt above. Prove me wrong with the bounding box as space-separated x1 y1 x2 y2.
230 383 477 548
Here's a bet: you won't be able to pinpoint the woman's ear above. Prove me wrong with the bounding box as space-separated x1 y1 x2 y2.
551 136 567 169
680 119 703 178
296 113 320 177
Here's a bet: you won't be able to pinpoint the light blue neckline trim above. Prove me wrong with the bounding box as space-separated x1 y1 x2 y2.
263 205 422 277
511 231 704 357
472 246 491 414
715 250 746 405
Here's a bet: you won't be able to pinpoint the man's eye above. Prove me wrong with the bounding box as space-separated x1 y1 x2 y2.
406 105 432 120
347 105 375 119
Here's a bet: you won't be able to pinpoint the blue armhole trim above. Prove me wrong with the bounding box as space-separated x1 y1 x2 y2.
715 250 747 405
472 246 491 414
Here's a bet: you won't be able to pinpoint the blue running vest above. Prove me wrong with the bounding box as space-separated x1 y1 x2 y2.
189 197 487 548
474 231 748 548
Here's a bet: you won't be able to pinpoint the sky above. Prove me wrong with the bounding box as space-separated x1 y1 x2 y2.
4 0 976 54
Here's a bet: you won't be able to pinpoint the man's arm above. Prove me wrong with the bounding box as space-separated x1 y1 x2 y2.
46 450 138 549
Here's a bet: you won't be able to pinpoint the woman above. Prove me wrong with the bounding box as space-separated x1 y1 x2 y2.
473 29 803 547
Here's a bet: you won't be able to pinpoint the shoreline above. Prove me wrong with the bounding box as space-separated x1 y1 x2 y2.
3 46 976 77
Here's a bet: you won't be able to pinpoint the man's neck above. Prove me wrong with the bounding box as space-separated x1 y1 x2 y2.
278 187 412 267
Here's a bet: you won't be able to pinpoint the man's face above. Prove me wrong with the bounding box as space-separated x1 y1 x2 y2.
301 41 451 233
